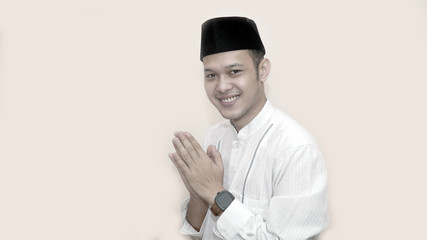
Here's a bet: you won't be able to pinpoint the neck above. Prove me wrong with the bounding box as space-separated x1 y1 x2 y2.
231 98 267 133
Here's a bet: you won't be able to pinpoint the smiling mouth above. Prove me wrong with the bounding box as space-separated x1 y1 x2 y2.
219 95 240 103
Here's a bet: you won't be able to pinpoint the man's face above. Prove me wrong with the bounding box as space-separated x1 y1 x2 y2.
203 50 266 130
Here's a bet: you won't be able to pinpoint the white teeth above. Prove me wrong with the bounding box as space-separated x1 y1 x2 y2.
221 96 239 103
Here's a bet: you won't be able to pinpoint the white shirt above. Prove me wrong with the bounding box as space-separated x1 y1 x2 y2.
180 101 328 239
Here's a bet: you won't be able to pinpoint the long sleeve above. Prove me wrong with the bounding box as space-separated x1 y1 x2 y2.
175 102 329 240
212 144 328 240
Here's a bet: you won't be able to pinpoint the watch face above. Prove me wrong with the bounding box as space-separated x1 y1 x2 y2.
217 191 235 210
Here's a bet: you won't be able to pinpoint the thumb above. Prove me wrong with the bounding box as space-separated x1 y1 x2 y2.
207 145 223 166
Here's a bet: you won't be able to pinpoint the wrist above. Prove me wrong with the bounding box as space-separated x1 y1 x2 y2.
190 194 207 204
210 190 235 216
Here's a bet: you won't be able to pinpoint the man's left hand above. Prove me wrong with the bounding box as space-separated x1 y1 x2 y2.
169 131 224 205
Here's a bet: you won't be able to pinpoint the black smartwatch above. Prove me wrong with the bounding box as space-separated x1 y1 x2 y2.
210 190 235 216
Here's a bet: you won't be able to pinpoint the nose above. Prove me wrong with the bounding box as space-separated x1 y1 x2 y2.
216 75 233 93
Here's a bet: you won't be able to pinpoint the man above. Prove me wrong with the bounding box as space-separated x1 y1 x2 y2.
169 16 328 239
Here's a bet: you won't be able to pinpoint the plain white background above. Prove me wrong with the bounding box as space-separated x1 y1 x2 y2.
1 0 426 239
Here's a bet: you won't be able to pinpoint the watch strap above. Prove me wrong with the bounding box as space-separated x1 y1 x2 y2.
210 202 223 216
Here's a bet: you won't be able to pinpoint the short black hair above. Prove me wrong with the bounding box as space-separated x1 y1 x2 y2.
248 49 265 75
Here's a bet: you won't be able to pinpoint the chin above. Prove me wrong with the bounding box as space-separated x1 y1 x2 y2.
213 102 244 121
218 110 241 121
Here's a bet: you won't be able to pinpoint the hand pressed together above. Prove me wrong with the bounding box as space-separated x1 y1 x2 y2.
169 131 225 205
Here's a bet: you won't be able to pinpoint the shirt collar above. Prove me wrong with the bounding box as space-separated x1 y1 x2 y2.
232 100 274 140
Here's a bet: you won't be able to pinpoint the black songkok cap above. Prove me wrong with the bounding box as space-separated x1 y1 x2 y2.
200 16 265 61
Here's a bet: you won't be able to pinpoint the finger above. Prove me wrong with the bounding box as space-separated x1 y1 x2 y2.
172 137 194 167
169 153 190 182
169 152 190 174
175 132 200 162
184 132 205 156
171 137 184 159
207 145 223 167
169 153 196 194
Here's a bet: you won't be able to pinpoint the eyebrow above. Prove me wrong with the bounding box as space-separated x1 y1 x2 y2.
225 63 244 69
204 63 244 72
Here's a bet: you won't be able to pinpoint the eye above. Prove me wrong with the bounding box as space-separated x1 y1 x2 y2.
205 73 216 79
230 69 241 74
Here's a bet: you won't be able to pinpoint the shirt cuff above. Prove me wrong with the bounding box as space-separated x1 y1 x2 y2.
214 199 253 239
180 219 205 237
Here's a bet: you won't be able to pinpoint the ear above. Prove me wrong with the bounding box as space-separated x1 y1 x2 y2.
258 58 271 83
